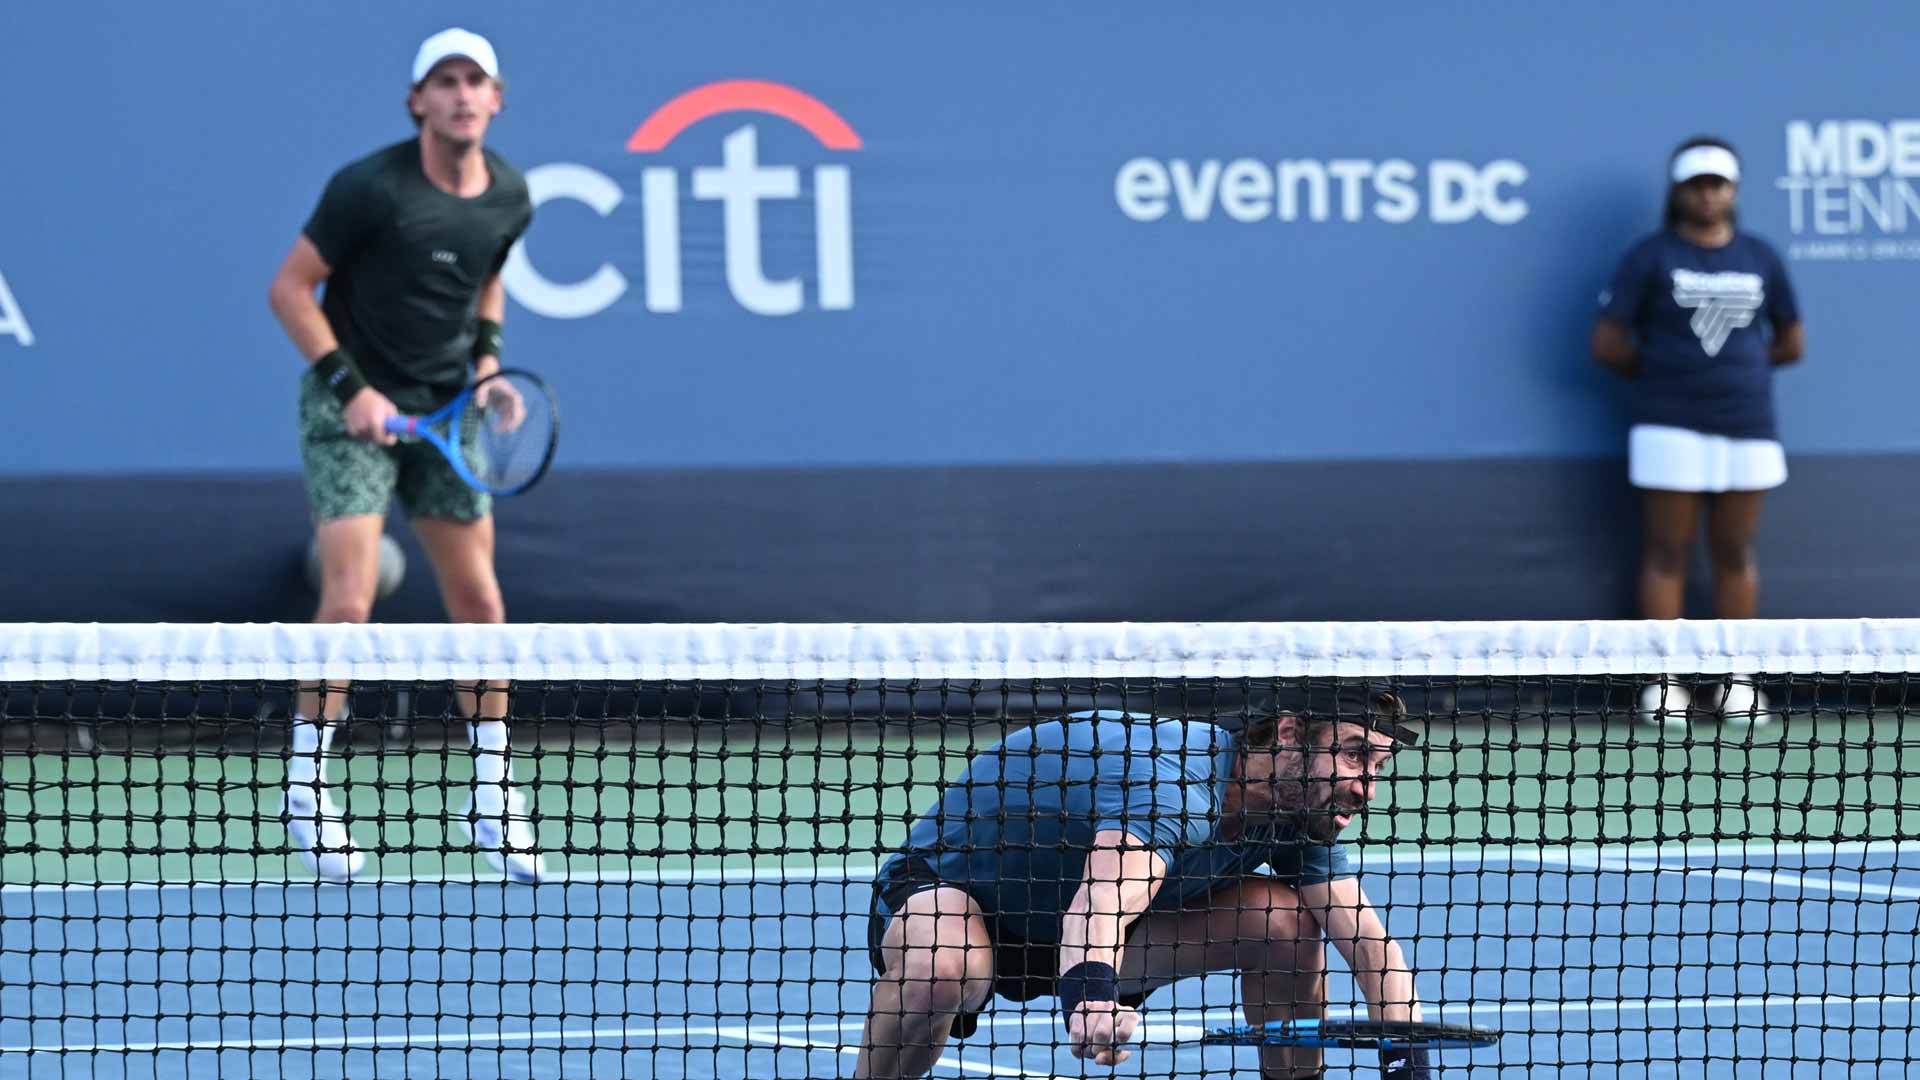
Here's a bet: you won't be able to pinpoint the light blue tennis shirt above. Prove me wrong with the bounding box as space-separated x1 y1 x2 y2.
880 712 1352 945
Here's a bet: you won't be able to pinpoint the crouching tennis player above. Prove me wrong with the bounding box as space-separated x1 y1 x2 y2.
854 689 1430 1080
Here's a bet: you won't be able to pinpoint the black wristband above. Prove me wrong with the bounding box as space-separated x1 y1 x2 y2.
473 318 504 363
1056 961 1118 1016
312 348 368 407
1381 1045 1433 1080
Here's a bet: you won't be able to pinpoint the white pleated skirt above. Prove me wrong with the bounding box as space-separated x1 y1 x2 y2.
1629 424 1787 493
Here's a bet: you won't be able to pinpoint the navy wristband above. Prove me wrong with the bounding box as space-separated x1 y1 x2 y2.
1057 961 1118 1016
312 348 367 406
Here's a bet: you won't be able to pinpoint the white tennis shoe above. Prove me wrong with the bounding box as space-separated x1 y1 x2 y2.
460 789 548 884
282 784 366 883
1635 678 1693 732
1717 677 1773 729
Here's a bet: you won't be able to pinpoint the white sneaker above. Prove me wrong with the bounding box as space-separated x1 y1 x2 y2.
282 784 366 883
460 790 549 883
1718 677 1774 729
1636 679 1693 732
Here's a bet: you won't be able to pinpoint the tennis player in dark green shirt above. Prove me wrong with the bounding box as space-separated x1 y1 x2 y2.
857 690 1429 1080
266 28 542 883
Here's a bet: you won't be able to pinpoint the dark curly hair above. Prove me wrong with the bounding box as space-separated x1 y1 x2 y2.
1239 683 1416 750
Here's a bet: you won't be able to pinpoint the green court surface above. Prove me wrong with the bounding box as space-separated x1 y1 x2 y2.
4 713 1913 885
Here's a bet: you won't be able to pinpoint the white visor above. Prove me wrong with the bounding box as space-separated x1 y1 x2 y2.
1671 145 1740 184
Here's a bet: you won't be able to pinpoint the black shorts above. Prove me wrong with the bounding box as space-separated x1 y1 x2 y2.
866 858 1148 1040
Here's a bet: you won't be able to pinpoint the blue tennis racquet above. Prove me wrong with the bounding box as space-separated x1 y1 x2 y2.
1199 1019 1501 1051
384 368 558 496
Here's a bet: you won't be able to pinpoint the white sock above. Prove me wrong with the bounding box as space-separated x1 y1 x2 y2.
287 717 335 791
469 721 512 815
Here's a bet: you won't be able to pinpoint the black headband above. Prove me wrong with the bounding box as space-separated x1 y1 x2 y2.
1254 683 1420 749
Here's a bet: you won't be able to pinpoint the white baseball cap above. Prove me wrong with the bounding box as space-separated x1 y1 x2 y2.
1671 144 1740 184
412 27 500 85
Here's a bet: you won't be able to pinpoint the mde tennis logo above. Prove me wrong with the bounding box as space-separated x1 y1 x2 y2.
1777 119 1920 261
0 266 33 346
503 80 858 318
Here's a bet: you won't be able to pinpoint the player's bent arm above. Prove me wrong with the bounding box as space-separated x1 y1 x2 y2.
1056 829 1165 1067
268 236 340 362
1770 320 1804 367
1056 829 1166 975
1299 876 1422 1023
270 235 395 442
1590 319 1638 376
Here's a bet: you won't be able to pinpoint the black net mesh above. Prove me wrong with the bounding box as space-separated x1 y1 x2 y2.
1 668 1915 1077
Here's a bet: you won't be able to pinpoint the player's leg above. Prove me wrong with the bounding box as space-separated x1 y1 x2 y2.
408 511 510 768
1638 489 1700 620
1629 425 1710 621
1706 489 1771 722
297 514 387 717
1705 490 1764 619
286 372 399 881
856 886 997 1079
404 455 546 881
1118 877 1326 1079
1636 488 1703 726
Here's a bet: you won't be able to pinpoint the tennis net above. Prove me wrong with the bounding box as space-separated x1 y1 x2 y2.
1 621 1916 1078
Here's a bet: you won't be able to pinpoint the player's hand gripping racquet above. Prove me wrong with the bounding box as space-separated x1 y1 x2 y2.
1187 1020 1500 1078
385 368 558 496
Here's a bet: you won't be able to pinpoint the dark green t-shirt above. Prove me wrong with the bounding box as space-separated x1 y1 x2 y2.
303 138 532 412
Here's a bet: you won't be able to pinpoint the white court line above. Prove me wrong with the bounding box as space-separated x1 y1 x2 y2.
731 1025 1068 1080
0 867 884 895
7 996 1916 1058
5 839 1912 895
1656 867 1920 901
1503 838 1912 870
0 1022 754 1055
1418 994 1920 1021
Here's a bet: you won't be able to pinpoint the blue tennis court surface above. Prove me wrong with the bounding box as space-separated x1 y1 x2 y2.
2 843 1914 1078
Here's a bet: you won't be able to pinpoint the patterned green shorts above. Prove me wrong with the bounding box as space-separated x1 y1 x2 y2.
298 370 491 523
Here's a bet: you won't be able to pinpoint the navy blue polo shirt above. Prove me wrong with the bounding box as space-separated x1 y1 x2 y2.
1598 230 1800 440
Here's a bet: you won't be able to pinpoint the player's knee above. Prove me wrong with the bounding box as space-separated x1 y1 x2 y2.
314 593 374 624
894 947 991 1014
466 597 508 624
1239 901 1322 967
1707 537 1754 574
1242 896 1310 940
1641 539 1690 574
443 584 506 624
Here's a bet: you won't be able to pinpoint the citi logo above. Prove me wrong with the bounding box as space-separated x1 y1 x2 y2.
503 80 859 319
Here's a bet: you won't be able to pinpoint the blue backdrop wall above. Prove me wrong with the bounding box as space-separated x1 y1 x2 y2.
4 2 1917 621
